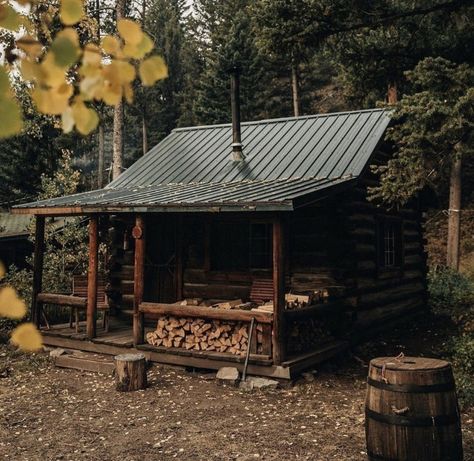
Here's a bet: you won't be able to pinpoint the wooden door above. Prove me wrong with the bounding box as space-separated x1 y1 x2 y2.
144 217 178 303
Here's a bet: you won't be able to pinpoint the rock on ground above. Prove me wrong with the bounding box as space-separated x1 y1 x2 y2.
216 367 239 385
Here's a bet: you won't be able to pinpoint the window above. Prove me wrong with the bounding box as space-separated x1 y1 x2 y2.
211 221 249 270
377 217 403 269
210 221 272 271
249 223 272 269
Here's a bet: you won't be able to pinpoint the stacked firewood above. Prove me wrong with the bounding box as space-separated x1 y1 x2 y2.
287 318 333 354
146 316 262 355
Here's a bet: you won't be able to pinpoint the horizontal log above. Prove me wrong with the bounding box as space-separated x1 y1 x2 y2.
357 273 424 291
37 293 87 308
284 302 345 320
140 343 272 364
184 269 256 284
358 284 425 310
139 302 273 324
183 283 250 300
354 298 424 328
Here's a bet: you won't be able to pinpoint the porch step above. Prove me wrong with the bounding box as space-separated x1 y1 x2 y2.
53 350 115 375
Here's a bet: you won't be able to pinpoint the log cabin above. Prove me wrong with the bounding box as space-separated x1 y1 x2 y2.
11 96 427 378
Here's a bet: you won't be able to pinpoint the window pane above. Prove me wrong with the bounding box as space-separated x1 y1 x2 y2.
250 223 272 269
211 221 249 270
378 218 403 269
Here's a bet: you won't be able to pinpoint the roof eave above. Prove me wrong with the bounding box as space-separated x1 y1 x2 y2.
11 201 294 216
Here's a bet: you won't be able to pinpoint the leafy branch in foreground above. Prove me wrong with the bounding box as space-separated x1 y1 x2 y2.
0 0 168 352
0 0 168 138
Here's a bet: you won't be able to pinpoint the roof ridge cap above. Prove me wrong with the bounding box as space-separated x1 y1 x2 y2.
172 108 389 132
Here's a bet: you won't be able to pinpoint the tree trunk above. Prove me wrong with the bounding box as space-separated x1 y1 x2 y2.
291 63 300 117
112 0 126 180
97 123 105 188
447 152 462 270
142 115 148 155
387 80 398 104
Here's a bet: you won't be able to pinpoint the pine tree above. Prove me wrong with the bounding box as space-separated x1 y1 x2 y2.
124 0 191 161
369 58 474 268
191 0 267 125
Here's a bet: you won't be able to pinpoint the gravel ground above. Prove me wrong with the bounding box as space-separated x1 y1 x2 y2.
0 316 472 461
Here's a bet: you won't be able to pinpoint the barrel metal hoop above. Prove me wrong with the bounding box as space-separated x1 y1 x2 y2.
367 450 399 461
367 377 455 393
365 408 459 427
367 449 463 461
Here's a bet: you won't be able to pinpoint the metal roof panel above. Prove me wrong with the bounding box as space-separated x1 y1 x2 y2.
13 109 391 213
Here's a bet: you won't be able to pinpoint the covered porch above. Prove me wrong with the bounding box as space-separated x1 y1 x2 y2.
13 177 352 378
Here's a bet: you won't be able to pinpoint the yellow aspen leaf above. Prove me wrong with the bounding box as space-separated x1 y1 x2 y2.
0 96 23 138
40 54 68 88
20 59 41 82
102 81 122 106
0 261 5 280
0 3 21 31
116 60 136 83
123 33 153 59
71 101 99 134
102 60 135 90
60 0 84 26
32 83 73 115
124 82 133 104
17 35 43 59
139 55 168 86
117 18 143 45
10 323 43 352
82 43 101 66
61 106 74 132
80 72 103 100
51 28 80 68
0 286 27 319
101 35 121 57
18 14 33 32
0 66 9 95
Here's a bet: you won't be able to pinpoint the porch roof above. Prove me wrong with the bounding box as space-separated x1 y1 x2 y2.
13 108 390 215
12 176 355 215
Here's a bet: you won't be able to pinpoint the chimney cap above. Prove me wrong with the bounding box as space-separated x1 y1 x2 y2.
232 143 244 161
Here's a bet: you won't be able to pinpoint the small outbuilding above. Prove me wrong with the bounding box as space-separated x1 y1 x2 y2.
12 108 426 378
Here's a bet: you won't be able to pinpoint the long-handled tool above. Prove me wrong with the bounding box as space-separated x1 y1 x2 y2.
241 316 256 382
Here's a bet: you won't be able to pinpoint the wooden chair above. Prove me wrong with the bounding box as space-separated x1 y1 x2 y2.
249 278 274 304
37 275 110 333
69 275 110 333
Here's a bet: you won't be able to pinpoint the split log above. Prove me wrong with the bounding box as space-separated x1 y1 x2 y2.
146 315 263 356
212 299 243 309
114 353 147 392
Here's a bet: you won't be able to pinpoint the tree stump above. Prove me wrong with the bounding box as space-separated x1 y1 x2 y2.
114 353 147 392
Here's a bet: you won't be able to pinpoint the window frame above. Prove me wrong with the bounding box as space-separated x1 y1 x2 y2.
209 219 273 272
376 215 404 272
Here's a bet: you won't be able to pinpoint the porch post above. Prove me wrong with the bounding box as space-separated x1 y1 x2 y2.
272 216 286 365
31 215 45 327
175 215 184 301
86 215 99 339
133 214 146 345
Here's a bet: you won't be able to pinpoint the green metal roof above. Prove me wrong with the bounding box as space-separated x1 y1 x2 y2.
13 108 391 214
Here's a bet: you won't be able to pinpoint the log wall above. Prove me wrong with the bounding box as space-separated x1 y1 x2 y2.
346 180 427 336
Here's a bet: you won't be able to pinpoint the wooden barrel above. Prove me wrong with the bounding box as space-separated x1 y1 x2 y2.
365 356 463 461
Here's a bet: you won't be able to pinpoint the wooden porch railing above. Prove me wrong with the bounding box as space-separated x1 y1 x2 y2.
139 302 273 324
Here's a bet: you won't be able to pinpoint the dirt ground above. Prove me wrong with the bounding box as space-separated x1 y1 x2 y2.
0 316 473 461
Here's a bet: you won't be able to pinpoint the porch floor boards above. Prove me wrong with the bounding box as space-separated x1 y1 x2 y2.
41 320 348 379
